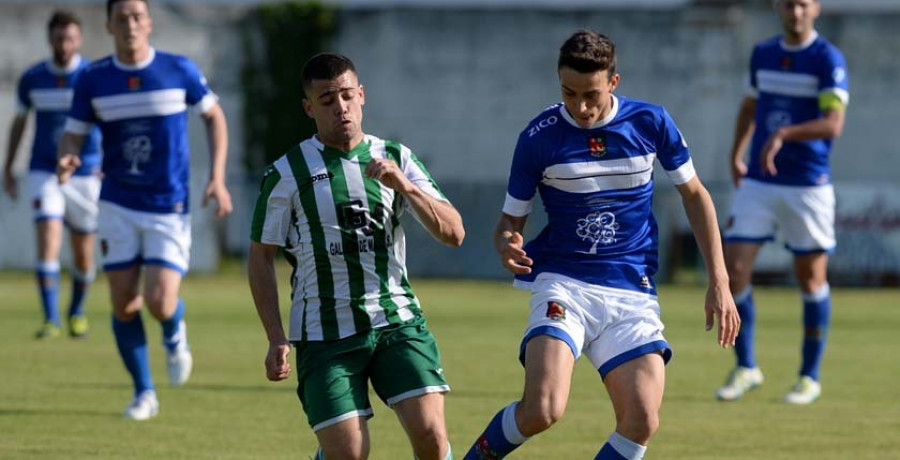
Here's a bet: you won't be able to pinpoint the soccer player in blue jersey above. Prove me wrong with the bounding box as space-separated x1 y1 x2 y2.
4 11 102 340
716 0 848 405
463 31 739 460
57 0 232 420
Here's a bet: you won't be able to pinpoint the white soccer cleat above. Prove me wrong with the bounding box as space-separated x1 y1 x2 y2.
716 366 764 401
166 344 193 387
783 376 821 405
124 390 159 421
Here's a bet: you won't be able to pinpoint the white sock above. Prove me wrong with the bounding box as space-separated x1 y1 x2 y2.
502 402 529 444
608 431 647 460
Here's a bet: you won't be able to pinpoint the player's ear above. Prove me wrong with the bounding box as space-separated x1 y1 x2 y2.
359 85 365 106
302 98 314 118
609 73 621 92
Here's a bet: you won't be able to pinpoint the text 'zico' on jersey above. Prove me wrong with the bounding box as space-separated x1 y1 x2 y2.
504 96 696 296
251 135 448 342
64 48 219 214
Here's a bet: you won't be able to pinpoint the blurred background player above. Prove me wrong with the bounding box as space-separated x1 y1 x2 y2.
57 0 232 420
248 53 464 460
463 31 738 460
717 0 848 405
3 11 102 339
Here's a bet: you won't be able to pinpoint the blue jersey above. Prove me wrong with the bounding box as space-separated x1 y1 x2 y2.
745 32 849 186
65 48 218 214
504 97 696 295
16 55 101 176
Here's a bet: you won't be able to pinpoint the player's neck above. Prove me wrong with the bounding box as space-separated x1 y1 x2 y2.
51 54 79 72
116 45 152 67
317 133 365 153
783 29 816 47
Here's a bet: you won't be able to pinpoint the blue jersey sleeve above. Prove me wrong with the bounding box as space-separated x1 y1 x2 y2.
503 131 544 216
179 57 217 112
68 71 95 124
656 109 695 185
819 47 849 106
15 71 31 114
746 46 761 98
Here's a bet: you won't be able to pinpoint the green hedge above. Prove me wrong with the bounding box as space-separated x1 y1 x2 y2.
241 1 339 173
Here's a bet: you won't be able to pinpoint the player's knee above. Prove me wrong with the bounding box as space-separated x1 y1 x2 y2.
618 410 659 444
519 399 565 436
409 426 447 460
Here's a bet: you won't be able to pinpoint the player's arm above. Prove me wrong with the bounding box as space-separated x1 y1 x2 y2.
675 176 739 348
729 96 757 187
3 113 28 199
494 212 532 275
760 107 846 176
365 157 465 247
247 241 291 382
200 103 233 218
57 131 86 184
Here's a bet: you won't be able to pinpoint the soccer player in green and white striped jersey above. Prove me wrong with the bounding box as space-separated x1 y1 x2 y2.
248 53 464 460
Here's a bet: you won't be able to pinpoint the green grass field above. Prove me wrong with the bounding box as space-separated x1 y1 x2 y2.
1 268 898 459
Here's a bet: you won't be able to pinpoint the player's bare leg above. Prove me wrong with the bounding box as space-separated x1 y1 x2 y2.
394 392 450 460
67 231 95 337
785 252 830 404
463 335 574 459
717 242 765 401
516 336 575 436
598 352 665 458
145 266 192 387
315 416 371 460
34 219 63 338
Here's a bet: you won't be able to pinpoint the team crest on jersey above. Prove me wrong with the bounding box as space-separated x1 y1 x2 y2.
588 135 607 157
128 76 141 91
546 301 566 321
780 56 792 69
56 76 67 88
640 276 652 289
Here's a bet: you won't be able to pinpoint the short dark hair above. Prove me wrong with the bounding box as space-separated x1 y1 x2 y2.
558 30 617 77
107 0 149 20
301 53 357 92
47 10 81 33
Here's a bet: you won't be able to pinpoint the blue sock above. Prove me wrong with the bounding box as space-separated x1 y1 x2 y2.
112 314 154 396
595 432 646 460
464 402 528 460
68 267 95 318
733 286 756 368
800 284 831 381
161 299 186 353
36 260 61 326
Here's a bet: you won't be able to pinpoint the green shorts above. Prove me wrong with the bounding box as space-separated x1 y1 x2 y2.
293 315 449 431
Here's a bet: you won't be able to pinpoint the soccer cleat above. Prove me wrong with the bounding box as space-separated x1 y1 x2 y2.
123 390 159 421
715 366 764 401
68 315 89 338
34 322 61 339
783 376 821 405
166 343 193 387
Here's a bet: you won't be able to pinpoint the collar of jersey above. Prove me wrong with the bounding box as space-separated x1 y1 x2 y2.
46 54 82 75
312 134 370 159
559 95 619 130
779 30 819 52
113 47 156 71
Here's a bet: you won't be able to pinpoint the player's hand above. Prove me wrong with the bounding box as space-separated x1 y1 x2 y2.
265 340 292 382
365 157 412 194
704 283 740 348
57 154 81 184
2 170 17 200
760 132 784 176
498 231 533 275
203 180 233 218
731 159 747 188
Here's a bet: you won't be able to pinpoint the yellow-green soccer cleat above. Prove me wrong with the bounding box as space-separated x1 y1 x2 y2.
783 376 821 405
34 322 61 339
715 366 764 401
68 315 89 338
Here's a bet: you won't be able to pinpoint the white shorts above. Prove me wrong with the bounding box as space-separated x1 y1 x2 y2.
520 273 672 379
724 179 835 254
98 201 192 274
27 171 100 233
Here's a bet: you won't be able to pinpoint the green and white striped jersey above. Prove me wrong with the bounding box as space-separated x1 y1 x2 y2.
251 134 448 342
